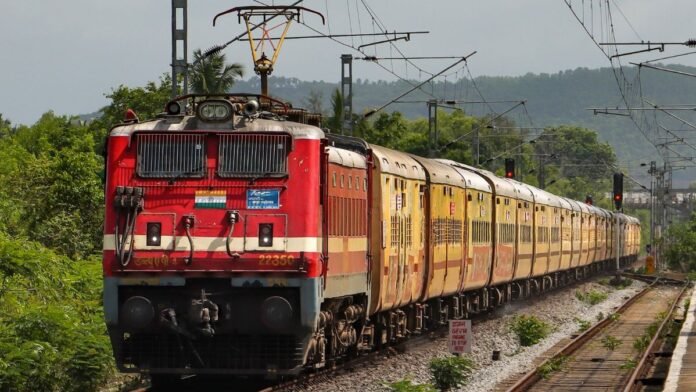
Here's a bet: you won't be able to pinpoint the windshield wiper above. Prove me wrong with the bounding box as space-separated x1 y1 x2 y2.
248 172 273 185
168 165 206 184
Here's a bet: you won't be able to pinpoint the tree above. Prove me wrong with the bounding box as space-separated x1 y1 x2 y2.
664 212 696 272
302 89 324 114
326 88 344 133
189 49 244 94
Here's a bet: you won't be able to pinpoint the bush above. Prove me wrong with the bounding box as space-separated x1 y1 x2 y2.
510 315 550 347
429 356 475 391
0 235 113 391
575 289 608 305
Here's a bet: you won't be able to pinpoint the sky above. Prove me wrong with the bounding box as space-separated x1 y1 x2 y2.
2 0 696 125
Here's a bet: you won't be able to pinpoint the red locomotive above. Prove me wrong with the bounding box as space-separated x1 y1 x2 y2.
103 94 640 382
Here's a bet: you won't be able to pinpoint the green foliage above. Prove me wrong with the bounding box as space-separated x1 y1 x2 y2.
575 289 608 305
538 355 568 379
596 312 605 322
633 335 650 353
0 112 104 258
601 335 622 351
609 313 621 321
92 74 172 132
621 359 637 371
0 235 113 391
664 212 696 272
510 315 550 347
575 318 591 332
189 48 244 94
428 356 475 391
385 379 437 392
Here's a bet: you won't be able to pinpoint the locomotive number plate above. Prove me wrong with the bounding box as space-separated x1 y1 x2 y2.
258 254 295 267
247 189 280 209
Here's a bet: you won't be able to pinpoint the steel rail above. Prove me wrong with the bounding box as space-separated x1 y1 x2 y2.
623 282 690 392
505 281 656 392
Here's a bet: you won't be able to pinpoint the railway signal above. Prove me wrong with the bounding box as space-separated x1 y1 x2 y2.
613 172 624 210
504 158 515 179
585 195 593 205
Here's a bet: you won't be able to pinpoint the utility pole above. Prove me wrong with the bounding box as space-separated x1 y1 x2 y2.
428 100 438 157
341 54 353 135
171 0 188 98
473 127 480 166
649 161 656 263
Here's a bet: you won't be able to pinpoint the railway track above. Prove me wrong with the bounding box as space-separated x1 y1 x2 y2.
501 279 689 392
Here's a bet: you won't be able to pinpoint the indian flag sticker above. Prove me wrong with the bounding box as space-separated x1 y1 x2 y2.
195 190 226 209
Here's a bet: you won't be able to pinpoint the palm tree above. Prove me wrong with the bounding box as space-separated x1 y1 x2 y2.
189 49 244 94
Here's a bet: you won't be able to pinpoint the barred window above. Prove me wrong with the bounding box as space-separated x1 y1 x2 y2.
137 133 206 178
405 215 413 247
520 225 532 243
218 133 291 177
551 227 560 242
391 215 400 247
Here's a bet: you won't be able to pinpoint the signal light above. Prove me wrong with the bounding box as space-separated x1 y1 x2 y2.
504 158 515 179
613 173 624 210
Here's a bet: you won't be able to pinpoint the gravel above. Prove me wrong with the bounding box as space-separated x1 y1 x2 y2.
303 277 647 392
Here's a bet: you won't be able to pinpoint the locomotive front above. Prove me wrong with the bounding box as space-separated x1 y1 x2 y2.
103 98 324 376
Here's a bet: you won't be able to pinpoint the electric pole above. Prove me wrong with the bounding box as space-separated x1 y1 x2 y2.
171 0 188 98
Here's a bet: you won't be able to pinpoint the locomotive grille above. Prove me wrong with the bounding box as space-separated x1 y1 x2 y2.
136 134 206 178
218 134 291 177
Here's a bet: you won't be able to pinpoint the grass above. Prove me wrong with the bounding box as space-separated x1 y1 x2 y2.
575 289 608 305
575 318 591 332
538 355 568 379
601 335 622 351
620 359 637 371
510 315 551 347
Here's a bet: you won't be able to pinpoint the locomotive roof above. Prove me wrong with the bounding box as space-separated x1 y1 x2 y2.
110 116 325 140
370 145 426 180
408 155 466 187
327 147 368 169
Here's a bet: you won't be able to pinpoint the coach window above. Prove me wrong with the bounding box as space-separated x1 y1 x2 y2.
348 175 352 189
340 174 344 188
332 172 336 187
364 178 367 191
355 177 360 190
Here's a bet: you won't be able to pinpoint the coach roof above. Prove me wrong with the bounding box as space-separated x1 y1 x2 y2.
371 145 426 180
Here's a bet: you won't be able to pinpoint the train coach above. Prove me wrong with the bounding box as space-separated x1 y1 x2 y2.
103 94 639 382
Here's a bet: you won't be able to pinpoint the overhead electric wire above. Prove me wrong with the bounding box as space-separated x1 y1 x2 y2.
364 54 476 118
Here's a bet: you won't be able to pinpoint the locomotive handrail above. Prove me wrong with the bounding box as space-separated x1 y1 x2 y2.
225 211 241 259
183 216 194 265
167 93 290 114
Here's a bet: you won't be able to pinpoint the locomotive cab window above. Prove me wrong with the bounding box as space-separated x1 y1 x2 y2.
136 133 207 178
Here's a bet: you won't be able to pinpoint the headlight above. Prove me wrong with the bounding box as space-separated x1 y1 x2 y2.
146 222 161 246
121 296 154 330
260 296 293 330
259 223 273 247
197 100 233 122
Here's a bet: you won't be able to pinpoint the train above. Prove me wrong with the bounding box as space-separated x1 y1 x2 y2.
103 94 640 382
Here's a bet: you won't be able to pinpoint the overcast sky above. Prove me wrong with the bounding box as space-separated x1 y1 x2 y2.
2 0 695 124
